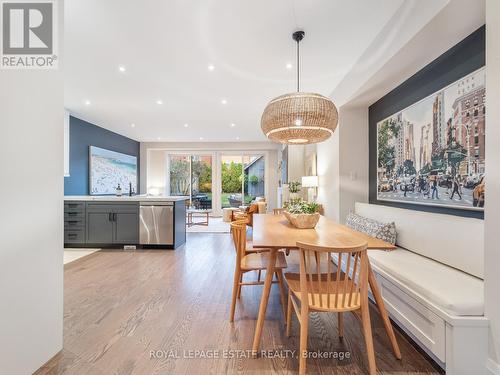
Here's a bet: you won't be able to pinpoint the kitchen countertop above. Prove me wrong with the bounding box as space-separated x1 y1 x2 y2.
64 195 189 202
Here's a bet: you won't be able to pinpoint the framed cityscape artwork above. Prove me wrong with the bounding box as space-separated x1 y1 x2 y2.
376 67 485 210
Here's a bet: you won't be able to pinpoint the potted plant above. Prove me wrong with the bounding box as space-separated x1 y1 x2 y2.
283 199 321 229
288 180 301 199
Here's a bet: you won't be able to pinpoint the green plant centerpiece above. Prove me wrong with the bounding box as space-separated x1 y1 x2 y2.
288 181 302 194
283 199 320 229
288 180 301 200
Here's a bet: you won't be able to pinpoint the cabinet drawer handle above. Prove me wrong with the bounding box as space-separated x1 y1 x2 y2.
67 233 78 238
109 213 113 221
67 221 79 225
67 212 77 216
113 213 117 221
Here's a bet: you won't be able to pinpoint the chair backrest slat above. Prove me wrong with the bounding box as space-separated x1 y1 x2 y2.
230 220 248 273
343 254 352 308
327 252 332 307
296 241 368 311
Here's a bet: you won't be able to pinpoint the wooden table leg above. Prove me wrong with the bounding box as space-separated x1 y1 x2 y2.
252 248 277 356
368 261 401 360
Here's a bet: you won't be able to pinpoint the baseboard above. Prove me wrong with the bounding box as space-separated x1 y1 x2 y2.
487 358 500 375
33 349 62 374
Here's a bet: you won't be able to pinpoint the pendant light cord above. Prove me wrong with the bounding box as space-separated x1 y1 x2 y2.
296 38 300 92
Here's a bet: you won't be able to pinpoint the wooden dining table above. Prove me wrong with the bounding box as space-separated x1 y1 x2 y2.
251 213 401 360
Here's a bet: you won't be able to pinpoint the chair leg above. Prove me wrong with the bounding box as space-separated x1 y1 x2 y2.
230 268 241 322
276 270 287 321
338 312 344 339
360 300 377 375
286 291 293 337
299 304 309 375
237 273 243 299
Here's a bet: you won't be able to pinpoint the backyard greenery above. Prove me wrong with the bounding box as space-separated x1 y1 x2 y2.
169 157 258 206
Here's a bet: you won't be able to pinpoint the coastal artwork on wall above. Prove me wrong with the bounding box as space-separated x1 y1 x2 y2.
89 146 137 195
377 67 485 210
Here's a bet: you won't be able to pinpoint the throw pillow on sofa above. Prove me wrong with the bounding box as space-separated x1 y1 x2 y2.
346 212 397 245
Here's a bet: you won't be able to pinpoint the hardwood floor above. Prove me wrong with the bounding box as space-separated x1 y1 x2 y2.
36 233 443 374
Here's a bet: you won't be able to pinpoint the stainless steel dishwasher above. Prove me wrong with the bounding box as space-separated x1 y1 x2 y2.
139 202 174 245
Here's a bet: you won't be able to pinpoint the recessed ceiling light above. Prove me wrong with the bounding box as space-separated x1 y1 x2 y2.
118 65 126 73
156 99 163 105
208 64 215 71
286 62 293 70
221 99 227 105
157 137 161 140
131 123 136 128
236 136 240 140
84 100 91 106
199 137 204 140
230 123 235 127
184 123 189 128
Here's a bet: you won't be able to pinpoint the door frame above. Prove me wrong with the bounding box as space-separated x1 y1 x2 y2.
146 148 271 217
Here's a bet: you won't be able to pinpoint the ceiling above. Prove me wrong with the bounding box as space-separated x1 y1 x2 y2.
64 0 447 142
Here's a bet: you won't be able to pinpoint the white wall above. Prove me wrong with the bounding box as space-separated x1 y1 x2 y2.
317 131 340 220
317 105 369 222
0 6 64 375
485 2 500 373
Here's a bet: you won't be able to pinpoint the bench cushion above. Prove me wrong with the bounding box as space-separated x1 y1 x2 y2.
355 202 484 279
369 248 484 316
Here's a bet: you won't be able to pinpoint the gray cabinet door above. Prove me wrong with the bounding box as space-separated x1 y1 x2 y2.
114 212 139 244
87 212 114 244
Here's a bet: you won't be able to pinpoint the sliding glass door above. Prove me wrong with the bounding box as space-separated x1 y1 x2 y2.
191 155 212 209
221 155 265 208
169 155 190 196
221 156 243 208
168 154 212 208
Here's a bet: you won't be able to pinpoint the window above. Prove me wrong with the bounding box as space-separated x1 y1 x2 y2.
169 155 190 196
220 155 265 208
168 154 212 208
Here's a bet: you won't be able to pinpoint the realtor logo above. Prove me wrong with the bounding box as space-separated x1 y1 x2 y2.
1 0 58 69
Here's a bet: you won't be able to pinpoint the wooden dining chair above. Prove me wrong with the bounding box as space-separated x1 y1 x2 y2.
285 241 375 375
272 208 292 255
232 203 259 227
230 220 288 322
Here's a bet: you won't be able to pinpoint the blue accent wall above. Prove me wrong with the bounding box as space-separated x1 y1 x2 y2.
64 116 140 195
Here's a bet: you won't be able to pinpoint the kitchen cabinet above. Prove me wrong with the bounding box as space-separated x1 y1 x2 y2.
114 212 140 243
64 201 86 244
87 212 114 244
86 202 139 245
64 198 186 249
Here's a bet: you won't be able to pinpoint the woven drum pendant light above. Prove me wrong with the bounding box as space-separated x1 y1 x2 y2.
261 31 338 144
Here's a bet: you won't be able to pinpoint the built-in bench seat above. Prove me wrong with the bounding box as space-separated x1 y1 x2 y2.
343 202 489 375
369 248 484 316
